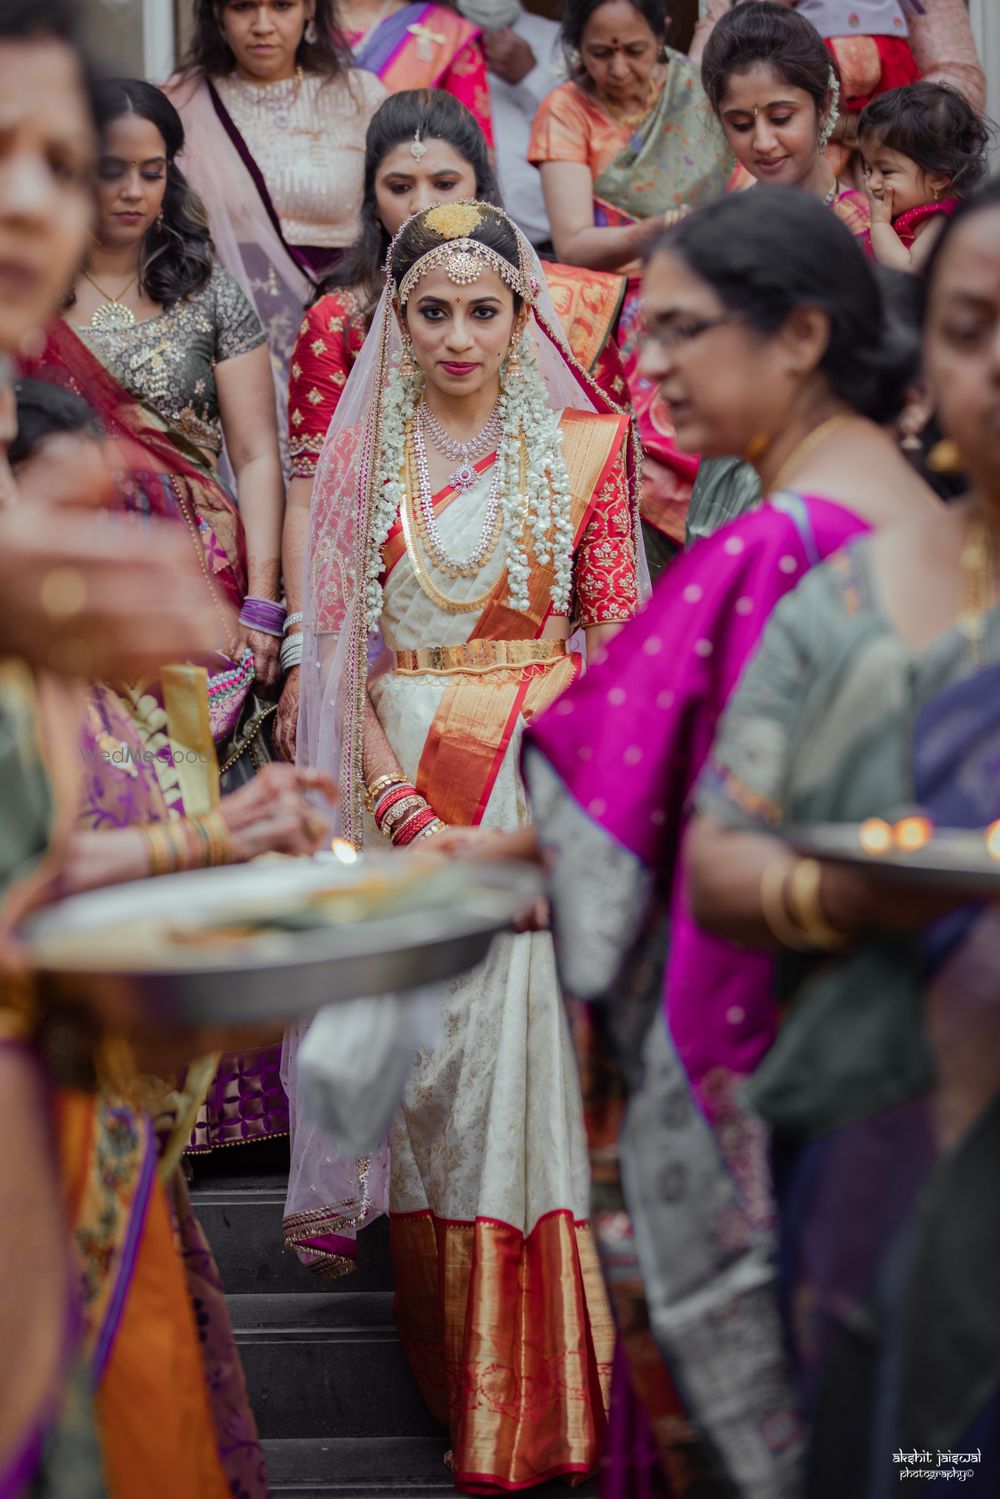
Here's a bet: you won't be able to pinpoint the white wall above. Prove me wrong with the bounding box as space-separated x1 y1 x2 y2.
969 0 1000 142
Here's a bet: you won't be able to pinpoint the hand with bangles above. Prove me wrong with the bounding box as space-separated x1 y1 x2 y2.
55 765 337 899
238 626 282 691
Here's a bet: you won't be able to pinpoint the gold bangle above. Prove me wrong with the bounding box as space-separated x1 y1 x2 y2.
759 860 812 952
190 810 232 868
364 773 408 812
164 820 191 872
140 823 171 878
785 857 851 952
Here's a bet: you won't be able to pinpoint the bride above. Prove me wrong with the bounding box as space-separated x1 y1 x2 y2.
297 200 645 1489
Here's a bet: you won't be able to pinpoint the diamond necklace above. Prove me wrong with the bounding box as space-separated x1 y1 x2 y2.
413 408 504 580
419 398 503 494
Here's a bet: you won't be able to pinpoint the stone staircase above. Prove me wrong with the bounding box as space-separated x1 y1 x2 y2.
191 1145 599 1498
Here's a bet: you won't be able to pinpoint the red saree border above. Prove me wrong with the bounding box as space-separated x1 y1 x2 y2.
391 1206 613 1492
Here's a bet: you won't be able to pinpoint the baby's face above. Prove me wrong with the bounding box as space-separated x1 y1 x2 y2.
862 140 945 218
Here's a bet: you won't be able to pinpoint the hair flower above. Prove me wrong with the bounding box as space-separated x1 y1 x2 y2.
424 202 485 240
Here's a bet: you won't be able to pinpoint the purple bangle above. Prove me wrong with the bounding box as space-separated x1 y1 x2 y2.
239 596 287 637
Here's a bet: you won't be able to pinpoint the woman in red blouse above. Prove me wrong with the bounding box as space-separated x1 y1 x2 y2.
278 88 630 759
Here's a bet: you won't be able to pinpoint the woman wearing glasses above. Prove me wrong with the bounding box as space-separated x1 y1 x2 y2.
521 185 939 1495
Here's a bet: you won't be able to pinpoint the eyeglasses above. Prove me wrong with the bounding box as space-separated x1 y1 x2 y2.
643 312 745 352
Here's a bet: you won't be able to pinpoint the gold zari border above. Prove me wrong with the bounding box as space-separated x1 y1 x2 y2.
393 640 568 676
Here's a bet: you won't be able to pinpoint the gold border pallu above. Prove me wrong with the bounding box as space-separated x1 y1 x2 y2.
391 1209 615 1492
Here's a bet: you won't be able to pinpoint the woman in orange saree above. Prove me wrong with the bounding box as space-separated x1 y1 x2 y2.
296 200 647 1490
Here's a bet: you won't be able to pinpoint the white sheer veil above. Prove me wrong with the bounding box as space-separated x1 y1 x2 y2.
297 203 647 842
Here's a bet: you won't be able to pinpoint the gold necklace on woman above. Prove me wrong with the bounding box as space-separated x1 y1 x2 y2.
81 268 139 330
767 410 857 494
602 68 663 131
959 511 997 667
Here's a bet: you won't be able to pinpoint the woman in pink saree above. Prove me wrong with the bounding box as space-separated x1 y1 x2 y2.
342 0 494 144
166 1 385 458
522 187 939 1497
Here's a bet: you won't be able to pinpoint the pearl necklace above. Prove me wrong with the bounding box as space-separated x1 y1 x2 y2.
413 409 504 580
419 398 503 494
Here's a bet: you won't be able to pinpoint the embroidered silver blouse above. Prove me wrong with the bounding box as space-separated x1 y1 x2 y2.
77 265 265 456
213 70 385 250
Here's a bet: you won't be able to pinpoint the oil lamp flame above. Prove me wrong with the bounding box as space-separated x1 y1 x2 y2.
859 818 893 856
986 821 1000 863
893 816 933 853
331 837 358 864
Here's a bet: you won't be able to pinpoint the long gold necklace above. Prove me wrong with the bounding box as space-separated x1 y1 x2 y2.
82 268 139 330
767 410 857 494
400 428 504 615
959 511 997 668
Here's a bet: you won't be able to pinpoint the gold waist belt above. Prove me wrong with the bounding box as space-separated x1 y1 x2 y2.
392 640 568 676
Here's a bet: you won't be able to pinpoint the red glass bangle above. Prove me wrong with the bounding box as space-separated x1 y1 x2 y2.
393 806 437 847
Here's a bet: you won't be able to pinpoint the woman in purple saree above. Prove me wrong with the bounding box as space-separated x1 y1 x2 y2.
522 187 939 1496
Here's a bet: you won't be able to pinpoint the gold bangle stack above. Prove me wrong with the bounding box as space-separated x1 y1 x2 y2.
190 810 232 868
760 861 812 951
140 820 191 878
786 858 851 952
760 857 851 953
140 812 232 877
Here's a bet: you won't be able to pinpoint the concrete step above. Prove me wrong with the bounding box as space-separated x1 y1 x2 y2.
190 1171 393 1296
263 1438 599 1497
264 1437 452 1496
229 1291 443 1442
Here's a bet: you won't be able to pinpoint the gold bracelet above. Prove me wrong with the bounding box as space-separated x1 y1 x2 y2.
785 858 851 952
364 773 408 812
164 820 191 872
189 810 232 868
139 823 171 878
759 860 812 952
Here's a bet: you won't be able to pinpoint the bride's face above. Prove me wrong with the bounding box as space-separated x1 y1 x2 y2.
403 264 518 400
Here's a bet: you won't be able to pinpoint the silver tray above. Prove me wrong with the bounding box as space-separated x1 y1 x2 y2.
22 854 542 1031
788 822 1000 895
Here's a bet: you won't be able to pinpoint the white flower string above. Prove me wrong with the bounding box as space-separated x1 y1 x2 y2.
818 66 841 152
364 346 423 630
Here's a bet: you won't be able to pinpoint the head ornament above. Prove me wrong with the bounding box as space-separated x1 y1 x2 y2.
391 202 536 307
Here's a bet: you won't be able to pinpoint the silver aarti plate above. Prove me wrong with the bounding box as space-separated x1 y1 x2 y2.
22 854 542 1031
788 822 1000 895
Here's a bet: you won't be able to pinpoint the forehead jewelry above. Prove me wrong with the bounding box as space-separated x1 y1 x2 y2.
410 128 427 162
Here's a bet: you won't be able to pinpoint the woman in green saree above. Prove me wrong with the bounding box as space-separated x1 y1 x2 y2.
687 181 1000 1497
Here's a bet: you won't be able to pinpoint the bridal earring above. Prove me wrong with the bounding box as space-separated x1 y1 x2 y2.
399 334 417 381
502 340 524 389
305 17 318 44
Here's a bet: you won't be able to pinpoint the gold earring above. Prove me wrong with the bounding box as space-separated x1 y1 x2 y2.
926 437 963 474
744 432 771 465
